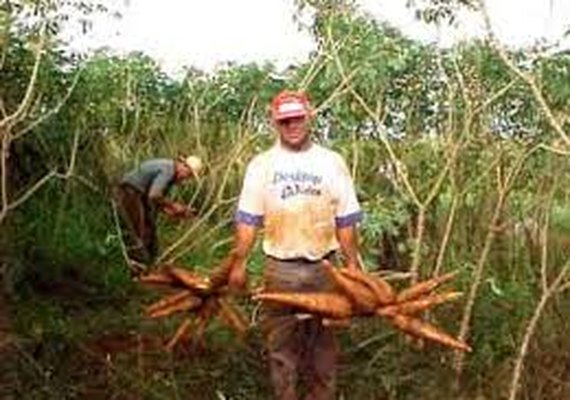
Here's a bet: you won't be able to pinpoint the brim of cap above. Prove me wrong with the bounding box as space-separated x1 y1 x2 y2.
273 110 309 120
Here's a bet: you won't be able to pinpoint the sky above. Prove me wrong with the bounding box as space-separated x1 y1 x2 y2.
69 0 570 75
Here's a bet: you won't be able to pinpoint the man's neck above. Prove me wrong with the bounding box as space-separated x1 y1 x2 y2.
278 139 313 153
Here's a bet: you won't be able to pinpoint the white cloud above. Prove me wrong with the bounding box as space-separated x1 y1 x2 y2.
71 0 315 73
358 0 570 48
68 0 569 75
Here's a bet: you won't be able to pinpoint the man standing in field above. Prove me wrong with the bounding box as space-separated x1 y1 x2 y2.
115 155 203 271
226 90 362 400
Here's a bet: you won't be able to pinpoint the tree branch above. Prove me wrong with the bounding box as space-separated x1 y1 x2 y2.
477 0 570 147
0 24 46 132
13 67 83 140
453 145 539 378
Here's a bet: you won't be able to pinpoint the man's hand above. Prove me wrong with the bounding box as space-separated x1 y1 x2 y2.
227 258 248 293
344 261 361 271
163 202 193 219
182 205 197 219
224 222 257 293
170 202 187 216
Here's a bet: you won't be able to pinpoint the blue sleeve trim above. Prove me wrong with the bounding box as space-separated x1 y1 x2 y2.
335 211 362 228
235 210 264 226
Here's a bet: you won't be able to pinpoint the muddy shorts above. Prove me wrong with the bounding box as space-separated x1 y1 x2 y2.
261 255 338 400
113 183 158 265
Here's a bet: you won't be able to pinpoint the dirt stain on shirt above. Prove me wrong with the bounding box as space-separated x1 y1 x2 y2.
264 198 337 260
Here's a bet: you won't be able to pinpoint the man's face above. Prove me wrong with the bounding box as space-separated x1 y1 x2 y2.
274 115 311 150
175 163 194 181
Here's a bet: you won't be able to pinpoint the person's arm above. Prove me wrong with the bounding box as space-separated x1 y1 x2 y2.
336 225 361 271
147 165 188 217
226 222 259 290
333 154 363 270
149 191 189 218
226 156 265 290
148 191 175 211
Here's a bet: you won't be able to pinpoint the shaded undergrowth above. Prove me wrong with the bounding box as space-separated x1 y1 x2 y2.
2 278 568 400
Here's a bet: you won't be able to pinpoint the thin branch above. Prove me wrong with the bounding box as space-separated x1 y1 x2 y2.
13 67 83 140
55 173 100 193
508 261 570 400
457 157 502 198
64 127 81 179
1 115 85 224
110 199 133 272
409 208 427 283
0 24 46 131
4 169 56 213
0 135 8 214
0 0 12 71
477 0 570 147
538 143 570 156
557 280 570 293
425 141 460 206
158 197 234 265
435 51 455 138
244 95 259 131
0 38 8 73
166 212 235 264
473 79 517 117
453 145 539 378
0 99 7 120
313 68 359 115
193 102 202 153
322 19 422 207
348 87 421 206
433 194 459 277
157 135 255 263
299 46 330 91
451 56 470 119
539 192 552 293
236 95 258 141
453 176 507 377
505 145 541 188
409 129 462 282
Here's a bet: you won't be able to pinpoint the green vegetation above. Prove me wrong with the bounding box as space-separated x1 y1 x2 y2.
1 1 568 399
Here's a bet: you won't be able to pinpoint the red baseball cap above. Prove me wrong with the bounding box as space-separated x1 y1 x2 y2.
271 90 311 121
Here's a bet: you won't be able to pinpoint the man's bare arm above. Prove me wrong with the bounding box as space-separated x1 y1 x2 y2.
148 190 186 216
227 222 258 290
335 225 361 270
232 222 258 258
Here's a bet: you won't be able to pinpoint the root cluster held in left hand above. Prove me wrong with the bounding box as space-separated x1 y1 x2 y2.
138 261 248 352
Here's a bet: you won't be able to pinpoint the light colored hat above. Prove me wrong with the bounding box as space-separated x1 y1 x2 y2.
271 90 311 121
183 155 203 175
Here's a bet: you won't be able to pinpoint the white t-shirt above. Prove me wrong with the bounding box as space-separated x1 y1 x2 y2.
236 143 362 261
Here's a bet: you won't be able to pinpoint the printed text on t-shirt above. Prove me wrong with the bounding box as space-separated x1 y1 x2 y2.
272 170 323 200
